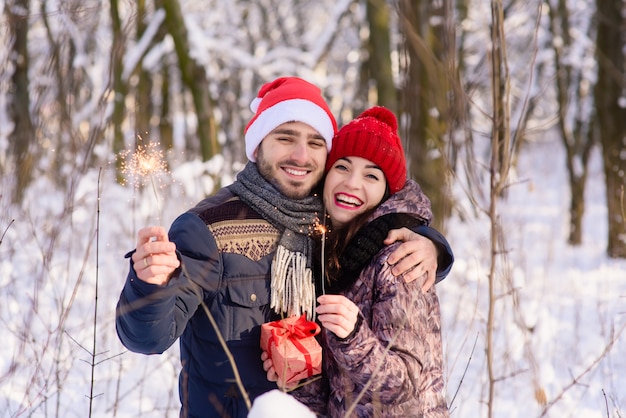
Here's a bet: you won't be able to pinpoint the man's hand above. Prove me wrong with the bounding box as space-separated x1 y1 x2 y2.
316 295 359 339
131 226 180 286
385 227 438 292
261 351 299 390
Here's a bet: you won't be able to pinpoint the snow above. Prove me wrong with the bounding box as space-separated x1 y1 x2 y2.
0 0 624 416
248 390 315 418
440 137 625 417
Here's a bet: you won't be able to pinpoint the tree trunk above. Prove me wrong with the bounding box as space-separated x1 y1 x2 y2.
397 0 455 230
595 0 626 257
110 0 128 184
135 0 154 146
489 3 509 192
365 0 396 113
160 64 174 151
486 3 508 415
6 0 35 203
548 0 595 245
162 0 219 162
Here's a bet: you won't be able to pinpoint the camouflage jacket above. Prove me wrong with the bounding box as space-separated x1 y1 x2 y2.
293 180 450 418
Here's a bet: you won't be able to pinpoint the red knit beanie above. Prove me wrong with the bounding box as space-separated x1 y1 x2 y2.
244 77 338 162
325 106 406 194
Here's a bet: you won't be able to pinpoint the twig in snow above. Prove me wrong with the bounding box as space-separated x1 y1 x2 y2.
0 218 15 247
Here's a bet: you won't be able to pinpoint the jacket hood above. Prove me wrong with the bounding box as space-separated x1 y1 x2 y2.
367 179 432 226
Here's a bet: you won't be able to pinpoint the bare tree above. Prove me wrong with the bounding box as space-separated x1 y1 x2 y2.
481 1 543 416
547 0 596 245
595 0 626 258
485 3 510 414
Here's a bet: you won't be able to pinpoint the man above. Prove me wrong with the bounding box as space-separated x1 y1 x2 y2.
116 77 453 418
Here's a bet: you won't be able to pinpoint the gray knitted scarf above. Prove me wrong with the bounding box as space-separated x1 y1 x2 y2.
229 162 323 319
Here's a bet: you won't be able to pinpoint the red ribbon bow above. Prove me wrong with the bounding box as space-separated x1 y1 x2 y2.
265 314 321 379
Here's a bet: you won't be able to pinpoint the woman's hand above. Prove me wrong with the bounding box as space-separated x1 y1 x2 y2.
316 294 360 339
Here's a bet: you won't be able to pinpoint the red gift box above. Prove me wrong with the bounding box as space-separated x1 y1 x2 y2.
260 314 322 384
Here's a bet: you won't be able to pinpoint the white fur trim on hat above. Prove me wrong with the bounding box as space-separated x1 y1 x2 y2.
250 97 262 113
245 99 334 162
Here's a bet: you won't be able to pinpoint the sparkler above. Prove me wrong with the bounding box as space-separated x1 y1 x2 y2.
314 210 328 296
120 139 169 222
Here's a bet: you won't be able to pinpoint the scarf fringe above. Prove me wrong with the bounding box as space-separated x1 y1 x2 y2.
271 245 316 320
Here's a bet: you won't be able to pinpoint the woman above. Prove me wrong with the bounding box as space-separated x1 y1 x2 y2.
263 107 450 417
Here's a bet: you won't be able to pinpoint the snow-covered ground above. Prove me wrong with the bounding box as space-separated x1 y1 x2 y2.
441 137 625 417
0 134 624 417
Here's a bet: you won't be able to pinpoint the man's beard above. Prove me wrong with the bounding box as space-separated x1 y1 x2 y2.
255 147 321 200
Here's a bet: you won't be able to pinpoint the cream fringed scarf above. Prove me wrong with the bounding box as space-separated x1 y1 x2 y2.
229 162 322 319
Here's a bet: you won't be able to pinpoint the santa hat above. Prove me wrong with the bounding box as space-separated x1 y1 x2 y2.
326 106 406 194
244 77 337 162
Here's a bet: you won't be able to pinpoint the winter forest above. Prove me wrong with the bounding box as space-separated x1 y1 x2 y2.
1 0 625 417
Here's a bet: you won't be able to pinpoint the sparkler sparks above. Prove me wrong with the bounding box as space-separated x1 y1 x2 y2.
119 140 170 221
120 141 168 187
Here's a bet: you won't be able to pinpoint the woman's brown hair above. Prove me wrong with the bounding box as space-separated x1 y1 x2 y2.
322 185 390 286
